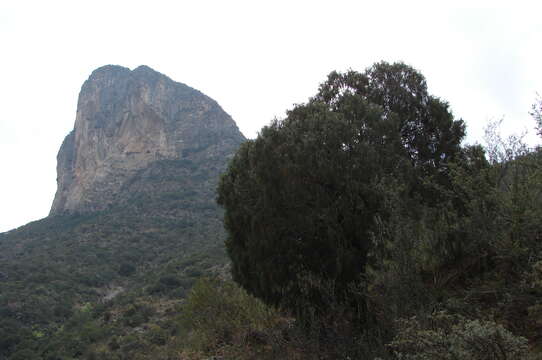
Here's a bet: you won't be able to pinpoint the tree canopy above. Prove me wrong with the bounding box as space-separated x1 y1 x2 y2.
217 62 466 316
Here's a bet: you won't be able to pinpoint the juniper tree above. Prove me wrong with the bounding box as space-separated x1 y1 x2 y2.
217 62 466 318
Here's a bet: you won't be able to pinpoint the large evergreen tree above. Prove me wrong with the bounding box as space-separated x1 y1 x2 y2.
217 62 466 317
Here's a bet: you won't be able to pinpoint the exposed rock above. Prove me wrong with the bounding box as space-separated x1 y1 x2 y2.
50 65 244 214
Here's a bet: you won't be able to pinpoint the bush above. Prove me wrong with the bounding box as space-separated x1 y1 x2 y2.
118 263 136 276
146 325 168 346
389 311 530 359
178 277 278 356
9 348 40 360
122 304 154 327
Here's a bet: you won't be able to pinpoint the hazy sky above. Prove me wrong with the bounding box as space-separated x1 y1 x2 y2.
1 0 541 232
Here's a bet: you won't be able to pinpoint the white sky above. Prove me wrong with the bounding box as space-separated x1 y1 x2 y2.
1 0 541 232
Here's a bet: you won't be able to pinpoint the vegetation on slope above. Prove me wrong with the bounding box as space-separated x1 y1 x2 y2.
215 63 542 359
0 63 540 360
0 158 230 359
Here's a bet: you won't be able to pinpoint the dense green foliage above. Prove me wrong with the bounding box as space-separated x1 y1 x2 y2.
0 158 231 359
389 311 530 359
217 62 467 317
314 63 465 174
216 63 542 358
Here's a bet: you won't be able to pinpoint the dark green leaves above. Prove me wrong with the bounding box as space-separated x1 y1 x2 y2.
218 62 467 319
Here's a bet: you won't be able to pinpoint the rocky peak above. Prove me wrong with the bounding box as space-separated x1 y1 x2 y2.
50 65 244 215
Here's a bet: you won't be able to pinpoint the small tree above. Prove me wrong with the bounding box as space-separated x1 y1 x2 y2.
531 94 542 138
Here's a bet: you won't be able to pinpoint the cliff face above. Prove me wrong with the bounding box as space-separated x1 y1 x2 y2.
50 65 244 214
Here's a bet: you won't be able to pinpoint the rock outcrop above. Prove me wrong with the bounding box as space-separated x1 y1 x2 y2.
50 65 244 214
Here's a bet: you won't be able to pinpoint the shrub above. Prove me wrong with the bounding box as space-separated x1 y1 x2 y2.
118 263 136 276
389 311 529 359
178 277 278 356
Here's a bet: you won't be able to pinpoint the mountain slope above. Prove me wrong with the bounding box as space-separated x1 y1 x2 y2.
0 65 244 359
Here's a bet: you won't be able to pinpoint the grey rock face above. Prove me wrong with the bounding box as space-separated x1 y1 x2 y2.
50 65 244 214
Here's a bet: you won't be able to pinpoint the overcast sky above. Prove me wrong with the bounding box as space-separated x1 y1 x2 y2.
1 0 541 232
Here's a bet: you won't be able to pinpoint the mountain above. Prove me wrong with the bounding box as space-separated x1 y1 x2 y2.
0 65 244 359
51 65 243 214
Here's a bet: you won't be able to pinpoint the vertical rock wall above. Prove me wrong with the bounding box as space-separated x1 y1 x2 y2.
50 65 244 214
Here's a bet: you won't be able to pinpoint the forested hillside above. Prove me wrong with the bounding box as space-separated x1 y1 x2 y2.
0 158 232 359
